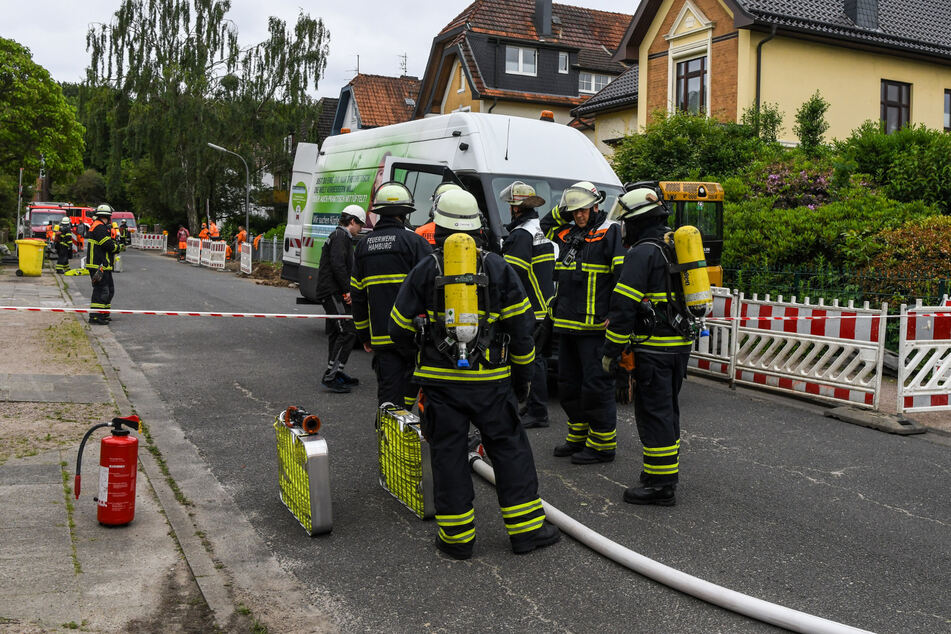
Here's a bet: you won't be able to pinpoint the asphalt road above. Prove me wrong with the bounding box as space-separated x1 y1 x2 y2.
69 250 950 633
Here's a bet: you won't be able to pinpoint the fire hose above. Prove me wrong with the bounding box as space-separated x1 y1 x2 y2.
469 454 871 634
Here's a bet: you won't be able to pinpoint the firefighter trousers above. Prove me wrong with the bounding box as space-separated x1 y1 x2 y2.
557 333 617 453
633 350 690 487
55 244 70 272
372 348 418 409
421 381 543 550
320 295 356 375
90 270 115 319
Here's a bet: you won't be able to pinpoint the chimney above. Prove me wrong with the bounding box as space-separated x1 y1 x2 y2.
844 0 879 30
535 0 553 37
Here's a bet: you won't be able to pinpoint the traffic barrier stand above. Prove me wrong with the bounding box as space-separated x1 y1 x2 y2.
199 239 212 267
185 237 201 265
689 286 737 380
239 242 252 275
274 406 332 535
204 241 226 270
898 296 951 414
733 294 887 409
376 404 434 519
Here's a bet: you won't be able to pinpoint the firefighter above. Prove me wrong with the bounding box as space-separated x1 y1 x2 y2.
500 181 556 428
351 184 432 408
315 205 365 393
119 221 130 245
602 187 693 506
53 222 71 273
540 181 625 464
389 188 559 560
415 182 462 246
85 205 122 325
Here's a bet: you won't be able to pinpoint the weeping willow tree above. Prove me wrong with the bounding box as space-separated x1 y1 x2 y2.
84 0 329 231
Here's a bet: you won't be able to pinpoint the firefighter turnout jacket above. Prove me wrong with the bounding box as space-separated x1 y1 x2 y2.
351 217 432 348
389 249 535 388
314 225 355 301
540 207 625 333
603 223 693 356
502 212 556 320
85 220 121 271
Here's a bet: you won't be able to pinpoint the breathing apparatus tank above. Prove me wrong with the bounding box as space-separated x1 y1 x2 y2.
670 225 712 334
442 233 479 368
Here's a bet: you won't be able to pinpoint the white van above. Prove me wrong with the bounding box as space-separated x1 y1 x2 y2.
282 112 623 302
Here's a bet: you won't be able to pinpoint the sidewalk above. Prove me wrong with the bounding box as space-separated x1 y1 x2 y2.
0 264 220 632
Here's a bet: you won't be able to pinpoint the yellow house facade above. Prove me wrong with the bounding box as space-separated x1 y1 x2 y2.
576 0 951 155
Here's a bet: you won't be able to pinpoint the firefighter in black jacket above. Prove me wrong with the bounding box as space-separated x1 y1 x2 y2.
85 205 122 325
351 182 432 407
54 222 72 273
389 189 560 560
314 205 365 393
540 181 625 464
500 181 556 428
602 187 693 506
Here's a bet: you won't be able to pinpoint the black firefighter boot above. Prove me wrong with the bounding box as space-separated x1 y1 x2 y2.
623 484 677 506
510 521 561 555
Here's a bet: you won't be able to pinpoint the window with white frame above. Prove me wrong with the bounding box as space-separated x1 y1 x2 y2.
579 72 610 94
558 52 569 74
458 65 465 92
505 46 537 76
675 56 706 113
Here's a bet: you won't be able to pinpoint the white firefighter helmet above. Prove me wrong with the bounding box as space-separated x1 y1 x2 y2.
340 204 367 224
559 181 603 212
94 204 114 218
610 187 667 222
500 181 546 209
433 189 482 231
372 181 415 215
431 182 463 200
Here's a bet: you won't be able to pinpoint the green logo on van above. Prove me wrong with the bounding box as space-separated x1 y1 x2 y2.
291 182 308 218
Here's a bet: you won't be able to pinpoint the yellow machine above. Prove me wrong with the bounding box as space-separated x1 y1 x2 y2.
657 181 724 286
442 233 479 368
671 225 713 320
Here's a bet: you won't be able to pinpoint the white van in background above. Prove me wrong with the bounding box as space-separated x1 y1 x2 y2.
282 112 623 303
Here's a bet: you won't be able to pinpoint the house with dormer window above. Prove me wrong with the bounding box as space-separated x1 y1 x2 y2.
413 0 633 124
574 0 951 155
331 74 422 134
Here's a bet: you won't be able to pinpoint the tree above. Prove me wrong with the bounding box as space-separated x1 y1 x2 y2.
794 91 830 157
85 0 329 231
0 38 84 197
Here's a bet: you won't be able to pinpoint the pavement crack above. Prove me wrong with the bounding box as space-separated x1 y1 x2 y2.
472 558 568 632
232 382 274 413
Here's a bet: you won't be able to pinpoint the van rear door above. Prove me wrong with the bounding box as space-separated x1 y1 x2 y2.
282 143 320 281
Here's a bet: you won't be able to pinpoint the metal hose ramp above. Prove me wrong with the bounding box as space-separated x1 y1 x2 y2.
470 455 871 634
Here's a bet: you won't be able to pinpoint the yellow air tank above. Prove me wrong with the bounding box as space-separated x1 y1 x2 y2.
443 233 479 367
672 225 712 319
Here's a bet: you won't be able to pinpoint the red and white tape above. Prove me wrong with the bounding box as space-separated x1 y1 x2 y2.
0 306 350 319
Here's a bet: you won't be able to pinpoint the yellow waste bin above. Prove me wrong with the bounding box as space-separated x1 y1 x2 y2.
14 239 46 277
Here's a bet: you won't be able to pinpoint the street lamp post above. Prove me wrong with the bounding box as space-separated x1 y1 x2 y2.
206 142 250 241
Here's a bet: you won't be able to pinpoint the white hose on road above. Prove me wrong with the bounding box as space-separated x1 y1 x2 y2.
470 455 872 634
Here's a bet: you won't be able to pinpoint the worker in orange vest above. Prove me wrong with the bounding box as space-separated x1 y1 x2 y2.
209 221 220 240
414 182 461 246
176 225 190 261
253 234 263 251
235 225 247 259
198 222 210 240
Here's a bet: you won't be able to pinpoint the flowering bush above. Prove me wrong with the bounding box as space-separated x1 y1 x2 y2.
747 157 834 209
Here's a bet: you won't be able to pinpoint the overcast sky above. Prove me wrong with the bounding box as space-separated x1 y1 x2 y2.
6 0 642 99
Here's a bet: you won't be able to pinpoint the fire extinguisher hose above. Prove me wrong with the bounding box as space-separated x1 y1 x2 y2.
469 454 871 634
75 423 110 499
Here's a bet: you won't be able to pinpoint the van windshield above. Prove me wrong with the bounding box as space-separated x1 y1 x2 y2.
30 211 66 226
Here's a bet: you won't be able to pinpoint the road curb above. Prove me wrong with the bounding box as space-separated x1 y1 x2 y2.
823 406 927 435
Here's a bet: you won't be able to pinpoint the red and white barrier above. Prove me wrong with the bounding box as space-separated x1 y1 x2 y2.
731 294 887 409
239 242 252 275
131 233 166 250
689 286 736 379
204 240 226 270
898 297 951 413
185 237 201 265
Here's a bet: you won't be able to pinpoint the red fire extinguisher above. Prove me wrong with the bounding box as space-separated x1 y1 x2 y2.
75 415 141 526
